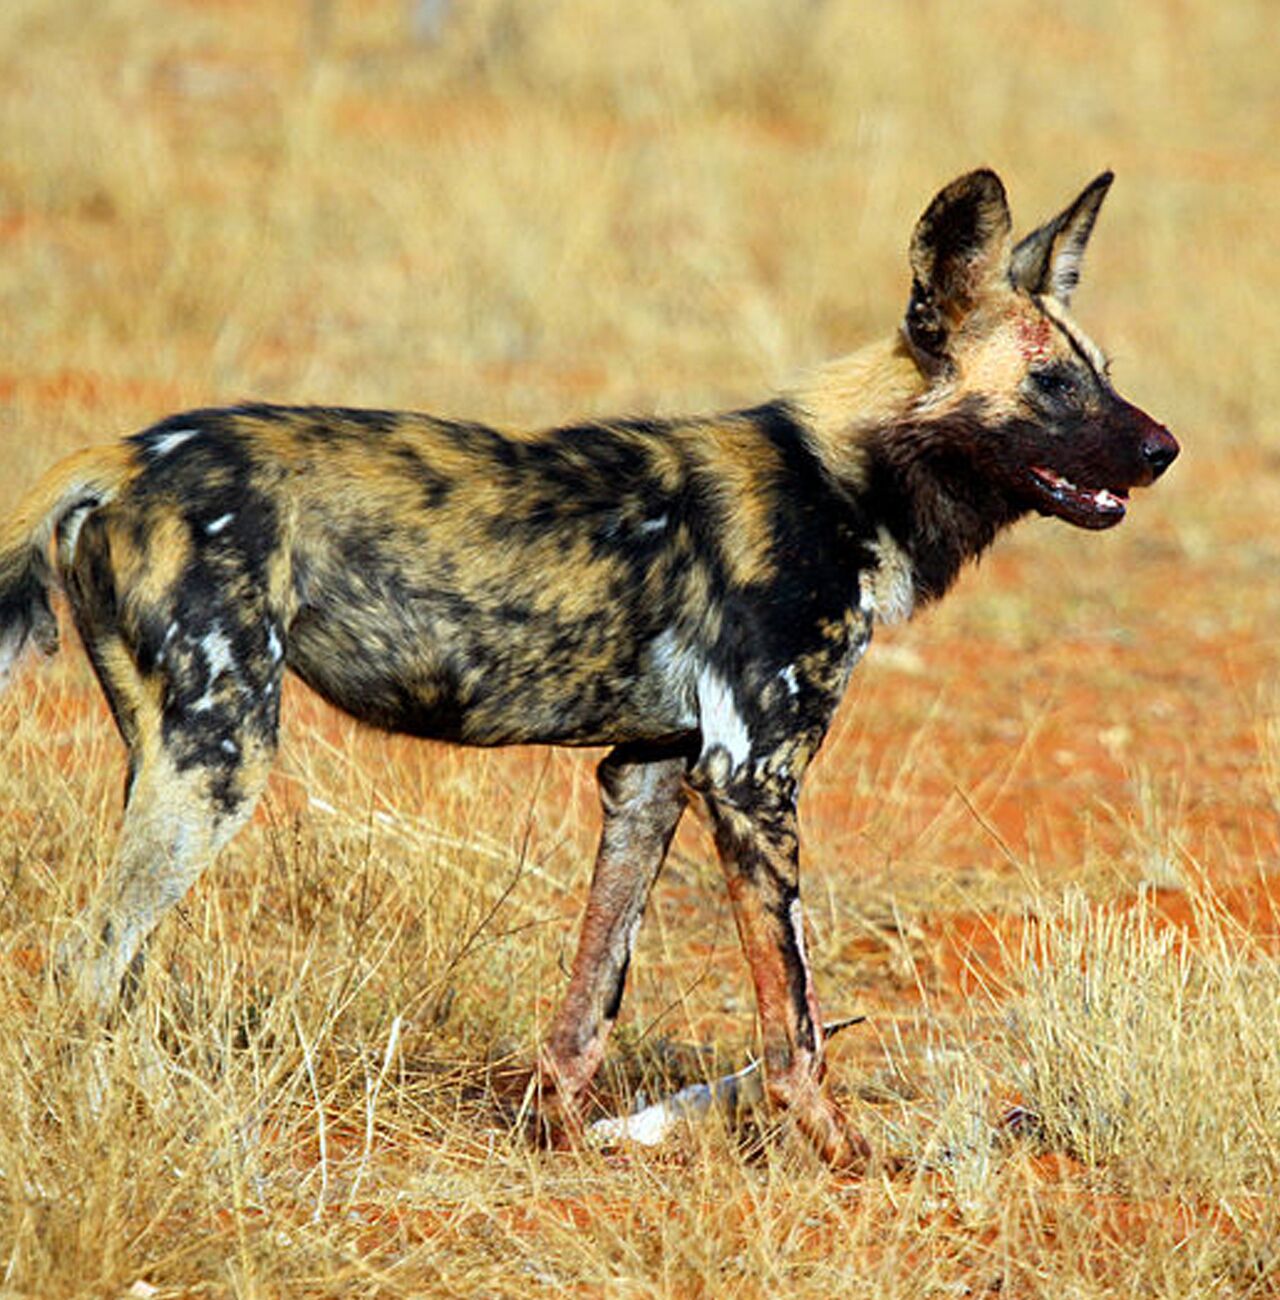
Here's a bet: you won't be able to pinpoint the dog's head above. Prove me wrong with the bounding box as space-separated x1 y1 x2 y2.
902 169 1178 530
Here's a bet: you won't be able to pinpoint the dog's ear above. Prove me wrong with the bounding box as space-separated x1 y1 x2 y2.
1009 171 1113 304
904 169 1012 366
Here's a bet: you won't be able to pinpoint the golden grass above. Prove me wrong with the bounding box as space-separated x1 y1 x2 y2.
1005 886 1280 1192
2 0 1280 1294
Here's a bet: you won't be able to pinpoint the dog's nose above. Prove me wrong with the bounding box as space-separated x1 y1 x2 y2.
1142 427 1179 480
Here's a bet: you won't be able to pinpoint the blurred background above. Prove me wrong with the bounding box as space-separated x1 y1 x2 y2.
2 0 1275 442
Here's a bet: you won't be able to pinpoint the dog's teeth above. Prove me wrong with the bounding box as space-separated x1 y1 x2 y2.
1033 467 1074 492
1035 468 1125 513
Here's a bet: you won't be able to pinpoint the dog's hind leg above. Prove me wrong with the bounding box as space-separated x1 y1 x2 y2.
537 741 689 1128
59 512 285 1012
66 736 276 1011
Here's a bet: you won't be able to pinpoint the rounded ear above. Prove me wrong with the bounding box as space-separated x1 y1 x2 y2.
903 170 1012 364
1009 171 1114 303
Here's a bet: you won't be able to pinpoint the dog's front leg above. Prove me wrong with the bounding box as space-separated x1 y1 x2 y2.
537 742 689 1135
703 786 870 1169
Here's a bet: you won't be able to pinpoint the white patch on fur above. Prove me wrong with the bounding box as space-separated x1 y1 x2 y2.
778 665 800 697
651 627 688 675
220 738 238 756
190 625 239 710
697 667 751 771
206 512 234 535
637 514 668 536
56 503 95 568
789 897 809 969
201 625 237 680
267 626 284 663
861 527 916 625
153 623 180 672
149 428 199 458
649 627 699 725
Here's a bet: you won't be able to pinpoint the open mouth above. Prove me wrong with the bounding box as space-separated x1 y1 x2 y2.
1028 466 1129 530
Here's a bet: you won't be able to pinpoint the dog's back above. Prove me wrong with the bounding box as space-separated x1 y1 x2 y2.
55 401 859 752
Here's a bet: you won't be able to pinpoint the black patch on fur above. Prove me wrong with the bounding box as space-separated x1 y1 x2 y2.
602 958 630 1023
0 551 57 659
863 398 1023 604
773 883 816 1052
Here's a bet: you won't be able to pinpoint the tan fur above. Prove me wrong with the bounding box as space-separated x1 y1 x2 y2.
0 444 134 582
789 334 927 483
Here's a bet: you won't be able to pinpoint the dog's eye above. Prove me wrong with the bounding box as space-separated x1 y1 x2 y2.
1029 368 1078 402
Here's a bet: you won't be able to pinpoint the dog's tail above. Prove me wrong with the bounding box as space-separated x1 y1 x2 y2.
0 443 134 689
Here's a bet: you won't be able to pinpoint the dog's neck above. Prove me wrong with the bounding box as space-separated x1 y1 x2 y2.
790 334 928 475
789 334 1027 610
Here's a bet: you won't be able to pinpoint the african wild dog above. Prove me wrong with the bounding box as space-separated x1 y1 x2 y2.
0 170 1176 1166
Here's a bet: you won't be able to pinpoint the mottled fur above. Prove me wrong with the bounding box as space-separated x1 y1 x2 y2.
0 170 1176 1166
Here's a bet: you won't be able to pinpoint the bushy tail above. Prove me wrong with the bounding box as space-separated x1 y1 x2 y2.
0 444 134 689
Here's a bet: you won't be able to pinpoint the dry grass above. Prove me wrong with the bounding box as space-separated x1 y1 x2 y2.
2 0 1280 1294
1005 886 1280 1192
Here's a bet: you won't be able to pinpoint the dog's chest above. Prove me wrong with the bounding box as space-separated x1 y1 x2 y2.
648 596 874 776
